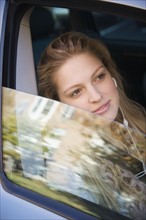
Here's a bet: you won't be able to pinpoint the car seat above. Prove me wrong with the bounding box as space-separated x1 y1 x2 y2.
30 7 55 65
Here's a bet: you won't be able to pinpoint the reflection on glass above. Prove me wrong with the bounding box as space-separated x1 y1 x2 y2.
2 87 146 220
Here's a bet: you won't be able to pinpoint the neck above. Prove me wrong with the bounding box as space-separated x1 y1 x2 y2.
120 106 128 127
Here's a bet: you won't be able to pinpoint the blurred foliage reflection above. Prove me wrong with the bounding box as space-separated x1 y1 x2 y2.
2 87 146 220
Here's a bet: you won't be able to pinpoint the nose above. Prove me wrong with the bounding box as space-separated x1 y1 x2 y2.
88 85 102 103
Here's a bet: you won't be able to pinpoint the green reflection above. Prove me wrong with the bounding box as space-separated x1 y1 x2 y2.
6 172 99 218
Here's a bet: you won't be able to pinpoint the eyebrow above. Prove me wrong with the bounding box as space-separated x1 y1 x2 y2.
92 65 104 78
64 65 104 94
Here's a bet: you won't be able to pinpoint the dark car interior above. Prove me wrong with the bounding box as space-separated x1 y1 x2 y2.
30 6 146 108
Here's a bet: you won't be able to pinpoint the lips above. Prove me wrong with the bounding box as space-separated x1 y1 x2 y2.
92 100 111 115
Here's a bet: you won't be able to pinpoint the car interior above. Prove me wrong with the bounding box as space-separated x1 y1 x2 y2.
16 6 146 108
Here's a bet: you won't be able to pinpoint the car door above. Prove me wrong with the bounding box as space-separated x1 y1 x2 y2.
0 1 146 220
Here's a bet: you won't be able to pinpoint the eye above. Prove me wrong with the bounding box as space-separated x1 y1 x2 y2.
70 88 82 97
95 73 106 81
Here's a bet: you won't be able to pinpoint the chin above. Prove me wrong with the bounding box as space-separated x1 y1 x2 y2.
103 114 117 122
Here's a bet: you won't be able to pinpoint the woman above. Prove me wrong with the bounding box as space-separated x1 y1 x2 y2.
37 32 146 219
37 31 146 134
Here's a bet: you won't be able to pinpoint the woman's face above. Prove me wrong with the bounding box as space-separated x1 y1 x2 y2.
55 53 119 121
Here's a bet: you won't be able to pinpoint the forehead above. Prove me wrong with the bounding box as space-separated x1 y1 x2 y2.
56 53 103 77
54 53 104 89
59 52 102 72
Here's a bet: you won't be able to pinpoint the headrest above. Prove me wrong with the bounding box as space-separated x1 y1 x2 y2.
30 7 55 40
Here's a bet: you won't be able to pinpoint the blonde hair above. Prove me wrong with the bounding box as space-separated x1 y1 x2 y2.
37 31 146 134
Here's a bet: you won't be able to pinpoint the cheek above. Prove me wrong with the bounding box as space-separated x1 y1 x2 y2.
103 80 119 102
101 80 115 94
58 95 68 104
60 95 88 111
111 84 119 101
68 98 87 108
112 86 120 107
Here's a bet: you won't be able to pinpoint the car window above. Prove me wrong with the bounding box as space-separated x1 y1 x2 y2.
91 12 146 107
29 6 146 108
2 87 146 220
1 2 146 220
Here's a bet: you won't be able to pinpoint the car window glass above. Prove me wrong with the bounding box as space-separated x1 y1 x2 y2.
2 87 146 220
91 12 146 107
29 6 146 108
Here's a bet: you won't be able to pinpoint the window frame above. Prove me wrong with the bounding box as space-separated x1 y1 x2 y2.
1 0 146 219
